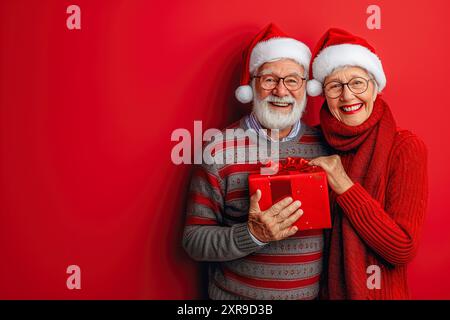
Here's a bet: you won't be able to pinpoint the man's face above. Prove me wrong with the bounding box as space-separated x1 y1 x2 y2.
252 59 307 130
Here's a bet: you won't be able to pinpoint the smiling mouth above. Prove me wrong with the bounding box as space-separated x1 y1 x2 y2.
340 103 363 114
269 102 293 108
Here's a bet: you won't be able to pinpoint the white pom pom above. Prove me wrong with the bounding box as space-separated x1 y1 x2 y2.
306 79 323 97
235 85 253 103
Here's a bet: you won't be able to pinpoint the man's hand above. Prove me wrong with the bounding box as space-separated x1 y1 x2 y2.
247 190 303 243
308 155 354 195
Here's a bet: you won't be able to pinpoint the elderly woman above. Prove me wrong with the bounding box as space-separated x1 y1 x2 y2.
306 28 428 299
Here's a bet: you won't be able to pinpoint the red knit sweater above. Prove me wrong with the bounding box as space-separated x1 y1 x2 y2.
322 129 428 299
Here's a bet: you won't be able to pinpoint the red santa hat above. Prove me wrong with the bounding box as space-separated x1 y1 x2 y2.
235 23 312 103
306 28 386 97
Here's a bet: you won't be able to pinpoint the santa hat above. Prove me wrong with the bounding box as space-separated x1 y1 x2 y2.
235 23 312 103
306 28 386 97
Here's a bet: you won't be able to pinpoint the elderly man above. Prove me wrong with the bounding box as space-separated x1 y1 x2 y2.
182 24 330 300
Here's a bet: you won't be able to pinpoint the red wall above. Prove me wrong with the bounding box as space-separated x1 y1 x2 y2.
1 0 449 299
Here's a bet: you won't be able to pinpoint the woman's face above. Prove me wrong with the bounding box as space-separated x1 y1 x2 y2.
324 66 377 126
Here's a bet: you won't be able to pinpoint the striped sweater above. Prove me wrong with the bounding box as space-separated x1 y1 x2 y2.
182 116 330 300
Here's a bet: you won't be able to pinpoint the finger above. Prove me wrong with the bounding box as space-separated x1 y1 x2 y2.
279 209 303 230
249 189 262 212
268 196 294 216
279 225 299 239
276 200 302 221
308 156 323 166
311 159 329 171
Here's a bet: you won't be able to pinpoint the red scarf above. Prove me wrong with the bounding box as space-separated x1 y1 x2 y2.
319 96 397 299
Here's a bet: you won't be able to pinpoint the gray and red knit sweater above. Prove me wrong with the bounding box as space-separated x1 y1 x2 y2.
182 116 330 300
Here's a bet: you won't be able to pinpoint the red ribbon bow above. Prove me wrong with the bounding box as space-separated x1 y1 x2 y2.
263 157 318 174
281 157 310 170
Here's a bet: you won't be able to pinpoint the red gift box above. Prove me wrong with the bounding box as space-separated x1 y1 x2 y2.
248 157 331 231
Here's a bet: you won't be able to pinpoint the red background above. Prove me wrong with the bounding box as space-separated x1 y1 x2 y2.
1 0 449 299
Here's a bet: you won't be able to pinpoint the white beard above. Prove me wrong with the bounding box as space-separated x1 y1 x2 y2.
252 92 306 130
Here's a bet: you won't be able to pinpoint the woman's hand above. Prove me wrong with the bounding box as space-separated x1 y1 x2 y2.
308 155 354 195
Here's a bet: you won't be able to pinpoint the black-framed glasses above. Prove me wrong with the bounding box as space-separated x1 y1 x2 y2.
323 77 374 99
253 74 306 91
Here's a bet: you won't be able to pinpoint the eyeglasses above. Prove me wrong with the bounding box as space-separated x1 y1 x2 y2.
323 77 374 99
253 74 306 91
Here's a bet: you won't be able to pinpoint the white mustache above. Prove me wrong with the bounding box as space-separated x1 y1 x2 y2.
265 96 296 104
253 94 306 130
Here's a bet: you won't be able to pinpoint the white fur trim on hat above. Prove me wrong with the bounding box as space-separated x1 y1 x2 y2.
311 43 386 92
306 79 323 96
250 38 311 75
235 85 253 103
